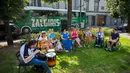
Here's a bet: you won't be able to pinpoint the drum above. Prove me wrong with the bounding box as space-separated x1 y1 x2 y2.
46 52 56 67
47 49 55 53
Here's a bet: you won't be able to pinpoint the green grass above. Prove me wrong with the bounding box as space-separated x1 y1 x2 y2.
0 37 130 73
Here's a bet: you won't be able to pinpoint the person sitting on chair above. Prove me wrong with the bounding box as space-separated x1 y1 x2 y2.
106 28 120 51
95 27 104 47
85 27 92 48
71 27 82 48
61 29 73 52
36 31 53 51
20 40 52 73
48 29 57 47
48 29 63 51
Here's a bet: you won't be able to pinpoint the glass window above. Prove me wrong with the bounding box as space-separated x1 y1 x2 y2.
84 0 89 11
94 0 99 11
101 6 104 10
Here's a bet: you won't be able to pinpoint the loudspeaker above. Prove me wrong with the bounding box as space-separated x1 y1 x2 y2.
61 20 68 31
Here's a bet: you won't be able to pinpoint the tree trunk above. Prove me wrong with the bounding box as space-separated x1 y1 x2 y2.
127 11 130 33
67 0 72 29
4 18 13 46
127 17 130 33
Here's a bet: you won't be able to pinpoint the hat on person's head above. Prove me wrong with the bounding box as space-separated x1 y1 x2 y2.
42 31 46 34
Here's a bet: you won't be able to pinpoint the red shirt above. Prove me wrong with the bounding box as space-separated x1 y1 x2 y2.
71 30 78 40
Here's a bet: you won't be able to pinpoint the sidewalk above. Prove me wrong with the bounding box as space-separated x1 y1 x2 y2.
120 33 130 39
0 39 21 47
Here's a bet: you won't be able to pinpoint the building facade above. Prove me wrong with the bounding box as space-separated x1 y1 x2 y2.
29 0 126 27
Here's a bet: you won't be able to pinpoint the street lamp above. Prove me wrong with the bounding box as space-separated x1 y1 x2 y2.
80 0 82 28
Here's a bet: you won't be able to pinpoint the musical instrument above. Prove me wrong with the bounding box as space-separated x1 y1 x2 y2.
37 39 49 49
46 52 56 67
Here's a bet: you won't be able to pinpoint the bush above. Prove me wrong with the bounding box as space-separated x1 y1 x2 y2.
20 27 112 45
20 33 40 45
90 27 112 37
102 27 112 36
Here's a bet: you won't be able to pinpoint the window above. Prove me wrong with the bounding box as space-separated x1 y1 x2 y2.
84 0 89 11
94 0 99 11
56 2 59 9
30 0 38 6
101 6 104 10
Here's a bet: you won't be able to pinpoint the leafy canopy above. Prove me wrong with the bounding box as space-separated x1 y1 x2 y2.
106 0 130 18
0 0 25 20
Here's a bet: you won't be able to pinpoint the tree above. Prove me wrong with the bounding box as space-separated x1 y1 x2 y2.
43 0 72 29
67 0 72 28
0 0 25 46
106 0 130 32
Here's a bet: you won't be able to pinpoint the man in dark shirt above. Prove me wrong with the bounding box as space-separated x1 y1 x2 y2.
107 28 120 50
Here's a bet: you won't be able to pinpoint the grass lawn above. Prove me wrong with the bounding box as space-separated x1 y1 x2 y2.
0 37 130 73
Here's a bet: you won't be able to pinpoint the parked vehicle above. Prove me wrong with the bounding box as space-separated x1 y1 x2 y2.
116 23 128 32
0 21 20 40
15 6 87 34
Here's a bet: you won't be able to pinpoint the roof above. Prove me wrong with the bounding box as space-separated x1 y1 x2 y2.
24 6 86 13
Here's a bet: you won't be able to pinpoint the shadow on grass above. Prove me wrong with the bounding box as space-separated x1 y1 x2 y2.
59 60 69 68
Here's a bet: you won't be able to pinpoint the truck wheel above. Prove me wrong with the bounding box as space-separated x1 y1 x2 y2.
22 27 31 34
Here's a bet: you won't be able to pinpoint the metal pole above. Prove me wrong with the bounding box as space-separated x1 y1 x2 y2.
80 0 82 28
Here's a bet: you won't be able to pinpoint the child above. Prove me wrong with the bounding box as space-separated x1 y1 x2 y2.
85 27 92 47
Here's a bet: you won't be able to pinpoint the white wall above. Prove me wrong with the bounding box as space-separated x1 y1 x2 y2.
59 1 65 9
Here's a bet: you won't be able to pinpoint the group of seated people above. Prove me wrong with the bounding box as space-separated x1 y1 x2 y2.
19 27 120 73
84 27 120 51
33 27 120 52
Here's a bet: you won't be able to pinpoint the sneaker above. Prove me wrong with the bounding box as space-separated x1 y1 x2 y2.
95 45 98 47
78 45 82 48
105 48 108 50
65 50 69 52
98 45 101 47
109 48 112 51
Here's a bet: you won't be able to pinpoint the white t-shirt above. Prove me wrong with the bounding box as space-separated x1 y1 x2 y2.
85 31 92 37
20 44 35 63
96 32 104 37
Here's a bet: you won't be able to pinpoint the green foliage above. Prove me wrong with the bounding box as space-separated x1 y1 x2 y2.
106 0 130 18
0 0 25 20
90 27 112 37
20 33 40 45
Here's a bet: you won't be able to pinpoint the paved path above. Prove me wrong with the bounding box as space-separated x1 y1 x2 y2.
120 33 130 39
0 39 21 46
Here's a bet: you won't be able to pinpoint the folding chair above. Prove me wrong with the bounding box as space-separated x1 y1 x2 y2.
16 51 30 73
104 40 121 51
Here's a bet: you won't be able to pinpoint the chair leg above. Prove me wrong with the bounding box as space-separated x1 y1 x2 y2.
23 66 29 73
19 66 20 73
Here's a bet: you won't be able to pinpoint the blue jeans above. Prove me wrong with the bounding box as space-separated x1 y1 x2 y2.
28 55 51 73
95 38 104 46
